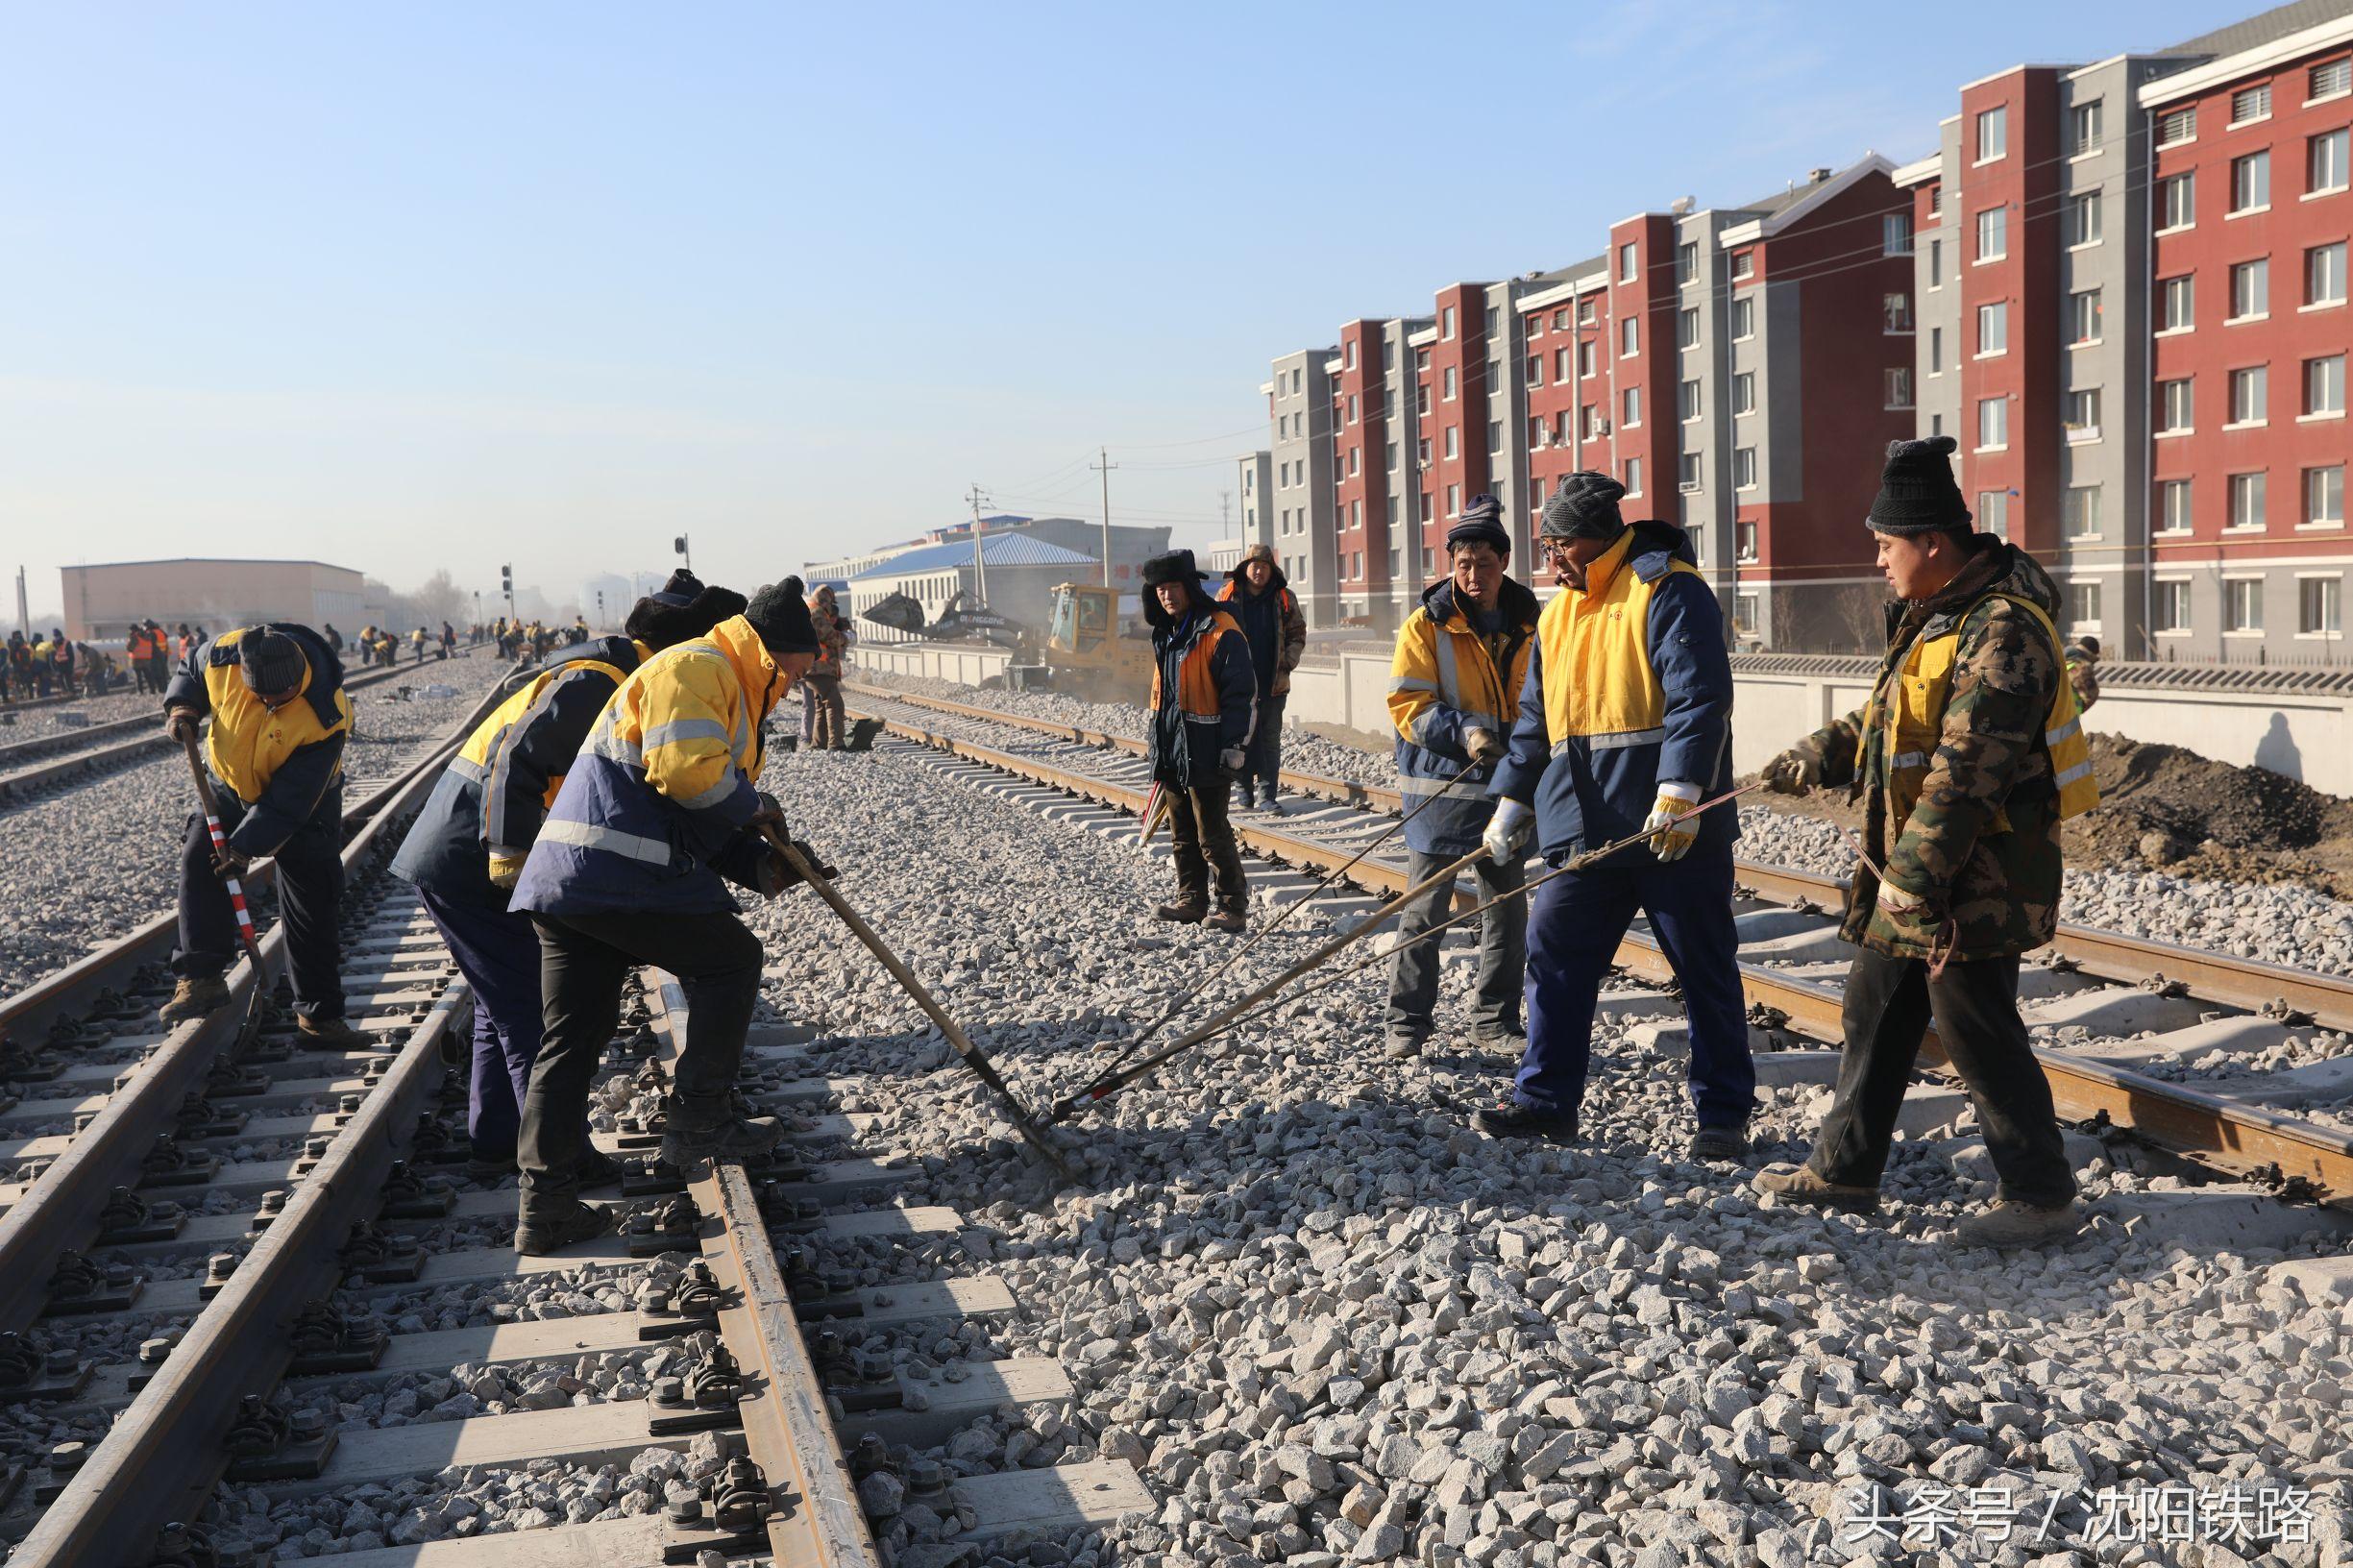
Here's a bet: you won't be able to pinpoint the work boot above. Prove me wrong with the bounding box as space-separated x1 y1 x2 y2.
1475 1101 1579 1143
1688 1123 1752 1163
1954 1198 2082 1249
1752 1163 1880 1213
465 1151 519 1181
1206 900 1247 935
1237 784 1257 811
1155 893 1207 924
297 1015 380 1051
158 975 230 1025
658 1094 786 1172
1384 1036 1426 1062
513 1194 615 1257
572 1143 623 1190
1469 1026 1527 1058
1260 785 1281 811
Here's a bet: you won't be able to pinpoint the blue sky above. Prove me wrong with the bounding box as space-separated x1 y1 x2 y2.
0 0 2251 617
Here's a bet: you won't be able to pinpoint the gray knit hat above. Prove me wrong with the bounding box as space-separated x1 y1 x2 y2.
237 629 305 696
745 580 820 655
1539 472 1628 540
1446 495 1511 556
1867 436 1972 534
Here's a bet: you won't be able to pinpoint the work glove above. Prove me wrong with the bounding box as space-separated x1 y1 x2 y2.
1644 784 1702 863
1462 726 1505 766
487 852 526 891
1219 747 1247 776
1482 798 1532 864
1763 749 1821 796
755 837 838 898
748 790 786 833
164 707 202 745
212 845 252 880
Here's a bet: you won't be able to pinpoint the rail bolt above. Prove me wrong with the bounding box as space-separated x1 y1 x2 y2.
49 1439 86 1472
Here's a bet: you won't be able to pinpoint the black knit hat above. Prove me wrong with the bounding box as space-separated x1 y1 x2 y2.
1867 436 1972 534
626 572 748 650
1539 472 1628 540
744 580 820 655
649 569 704 607
1446 495 1511 557
237 630 305 696
1140 549 1210 590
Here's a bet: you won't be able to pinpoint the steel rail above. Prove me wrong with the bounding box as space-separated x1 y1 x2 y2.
853 706 2353 1207
0 712 153 772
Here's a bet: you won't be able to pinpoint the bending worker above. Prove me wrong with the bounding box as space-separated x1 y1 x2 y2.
1384 495 1539 1060
1755 436 2092 1249
389 571 745 1180
1482 473 1752 1158
159 623 372 1047
505 579 826 1255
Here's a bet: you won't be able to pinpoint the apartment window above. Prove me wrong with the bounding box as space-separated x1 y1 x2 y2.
1618 242 1637 282
1487 419 1503 453
1734 371 1756 414
2154 578 2192 632
1443 366 1458 401
2230 365 2267 426
2065 387 2101 439
1384 390 1397 421
1290 368 1302 393
2314 59 2351 100
2231 84 2272 125
2161 378 2195 433
1734 448 1758 490
1677 241 1698 285
1441 306 1457 340
2231 257 2269 319
2158 107 2196 146
1416 348 1431 372
2312 242 2348 306
2063 485 2101 539
2161 275 2194 331
1929 327 1943 374
2229 471 2267 529
1418 492 1432 523
1679 452 1703 490
1417 438 1431 466
1555 410 1572 444
1554 308 1570 330
1882 213 1912 257
1732 250 1756 279
1447 482 1460 516
1978 490 2009 538
1581 404 1599 440
1734 591 1759 635
1417 384 1431 416
2227 576 2265 632
2232 151 2271 212
1527 415 1544 447
1386 547 1402 580
2309 354 2347 416
1484 306 1499 336
1623 387 1642 426
1731 297 1754 339
1386 440 1398 472
1443 427 1458 459
1975 207 2007 261
1679 379 1702 421
1678 307 1700 349
2308 465 2346 526
1386 496 1399 527
1624 456 1642 496
1621 318 1639 356
1977 396 2008 450
1344 341 1360 370
1977 301 2008 356
2069 288 2102 344
1976 105 2007 161
1556 348 1572 381
2070 100 2103 154
2069 581 2101 627
1928 238 1943 289
1885 368 1913 410
1525 355 1541 387
1351 497 1362 525
1579 298 1597 326
1884 292 1913 332
1736 520 1758 560
2152 479 2191 534
1382 342 1395 372
2300 577 2343 636
2160 170 2196 230
1577 340 1596 379
1350 446 1361 477
1347 393 1360 425
2065 192 2102 246
2315 129 2351 193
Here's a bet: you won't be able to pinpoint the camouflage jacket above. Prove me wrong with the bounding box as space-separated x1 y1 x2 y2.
1784 536 2066 962
2065 648 2100 712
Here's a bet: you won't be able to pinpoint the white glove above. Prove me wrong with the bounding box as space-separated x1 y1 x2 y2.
1644 782 1702 863
1482 798 1532 863
1463 726 1505 766
1219 747 1247 775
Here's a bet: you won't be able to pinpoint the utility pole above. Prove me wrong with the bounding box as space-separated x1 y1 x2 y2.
1219 490 1232 537
13 567 26 639
1091 448 1119 587
965 483 992 607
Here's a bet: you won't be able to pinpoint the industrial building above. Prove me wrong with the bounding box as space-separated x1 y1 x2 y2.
59 558 365 645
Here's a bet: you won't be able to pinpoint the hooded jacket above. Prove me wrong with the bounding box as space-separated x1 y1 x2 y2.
1782 535 2071 961
1388 575 1541 856
1145 579 1256 791
163 624 354 857
1490 522 1735 865
390 635 646 910
1214 559 1308 697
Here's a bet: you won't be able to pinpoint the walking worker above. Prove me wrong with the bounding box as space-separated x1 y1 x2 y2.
1754 436 2096 1248
158 623 372 1046
1383 496 1540 1060
1141 549 1256 934
805 583 849 749
505 578 826 1254
2063 634 2100 713
389 571 745 1177
1481 473 1752 1157
1214 544 1308 810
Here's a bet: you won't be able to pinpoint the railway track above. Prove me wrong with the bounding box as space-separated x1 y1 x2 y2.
0 674 1146 1566
841 680 2353 1210
0 652 487 805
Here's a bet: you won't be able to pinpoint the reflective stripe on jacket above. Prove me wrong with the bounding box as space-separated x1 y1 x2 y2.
162 624 353 857
1387 576 1539 855
510 616 781 918
1490 523 1735 864
1146 606 1254 790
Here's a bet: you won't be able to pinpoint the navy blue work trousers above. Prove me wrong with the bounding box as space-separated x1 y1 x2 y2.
417 886 558 1162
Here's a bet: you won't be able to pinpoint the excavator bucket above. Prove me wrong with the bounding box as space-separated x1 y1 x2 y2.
861 592 927 636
